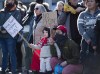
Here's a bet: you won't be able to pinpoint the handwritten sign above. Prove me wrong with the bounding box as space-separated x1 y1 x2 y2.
3 15 23 38
42 11 57 28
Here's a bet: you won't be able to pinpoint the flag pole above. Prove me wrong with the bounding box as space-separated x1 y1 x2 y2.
18 32 40 57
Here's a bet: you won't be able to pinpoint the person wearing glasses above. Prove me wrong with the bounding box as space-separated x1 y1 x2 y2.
30 4 47 74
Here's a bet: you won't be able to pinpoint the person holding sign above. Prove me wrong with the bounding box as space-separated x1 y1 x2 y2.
0 0 21 74
29 3 47 74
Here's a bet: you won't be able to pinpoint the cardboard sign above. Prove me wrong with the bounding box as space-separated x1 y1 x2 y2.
42 11 57 28
3 15 23 38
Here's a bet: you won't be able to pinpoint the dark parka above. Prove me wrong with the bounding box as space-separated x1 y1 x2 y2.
50 38 80 64
95 13 100 53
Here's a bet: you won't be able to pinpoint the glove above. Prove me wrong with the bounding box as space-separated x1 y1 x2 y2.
76 7 85 12
0 26 7 33
29 43 40 49
1 30 7 33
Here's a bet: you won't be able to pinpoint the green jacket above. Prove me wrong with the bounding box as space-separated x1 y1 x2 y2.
50 38 80 64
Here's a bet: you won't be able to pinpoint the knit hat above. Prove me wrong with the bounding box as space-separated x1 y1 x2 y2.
57 25 67 33
36 0 43 4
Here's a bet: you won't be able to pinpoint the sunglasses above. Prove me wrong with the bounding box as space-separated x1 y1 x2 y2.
34 8 39 10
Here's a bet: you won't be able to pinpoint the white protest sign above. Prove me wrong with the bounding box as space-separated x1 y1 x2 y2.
42 11 58 28
3 15 23 38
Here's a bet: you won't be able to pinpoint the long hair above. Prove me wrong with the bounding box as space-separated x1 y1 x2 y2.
43 27 50 38
27 2 36 13
34 4 46 16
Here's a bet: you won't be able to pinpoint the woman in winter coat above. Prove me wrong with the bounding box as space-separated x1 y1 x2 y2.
30 4 47 74
77 0 100 74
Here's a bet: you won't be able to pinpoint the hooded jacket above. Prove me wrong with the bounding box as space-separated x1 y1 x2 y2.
50 38 80 64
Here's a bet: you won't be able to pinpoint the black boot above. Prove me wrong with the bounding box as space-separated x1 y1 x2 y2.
32 71 39 74
1 70 6 74
26 70 29 74
39 72 46 74
12 72 17 74
46 71 52 74
27 71 29 74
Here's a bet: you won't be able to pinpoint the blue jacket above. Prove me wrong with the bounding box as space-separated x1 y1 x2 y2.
77 9 100 46
0 8 21 38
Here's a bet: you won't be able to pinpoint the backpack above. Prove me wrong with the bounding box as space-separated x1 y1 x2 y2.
54 64 64 74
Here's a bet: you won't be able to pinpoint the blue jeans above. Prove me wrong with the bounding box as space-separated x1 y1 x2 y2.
0 38 17 72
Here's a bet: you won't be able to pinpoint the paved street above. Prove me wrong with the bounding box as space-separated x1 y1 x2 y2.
0 67 34 74
0 68 33 74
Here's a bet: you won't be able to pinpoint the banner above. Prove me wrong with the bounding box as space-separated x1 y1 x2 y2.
3 15 23 38
42 11 57 28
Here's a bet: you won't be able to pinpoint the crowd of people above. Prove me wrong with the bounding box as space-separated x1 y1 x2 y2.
0 0 100 74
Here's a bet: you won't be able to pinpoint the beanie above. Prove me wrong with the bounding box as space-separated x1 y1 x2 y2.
57 25 67 33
